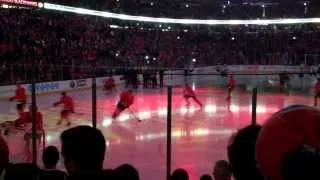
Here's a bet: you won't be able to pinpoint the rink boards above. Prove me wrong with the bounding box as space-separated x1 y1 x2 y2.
0 65 317 99
0 76 124 99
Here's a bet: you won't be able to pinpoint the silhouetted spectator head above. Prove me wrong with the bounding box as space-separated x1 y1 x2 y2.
213 160 232 180
227 125 263 180
5 163 40 180
42 146 60 169
282 145 320 180
0 136 9 173
68 169 115 180
200 174 212 180
103 169 117 178
60 126 106 175
115 164 140 180
171 168 189 180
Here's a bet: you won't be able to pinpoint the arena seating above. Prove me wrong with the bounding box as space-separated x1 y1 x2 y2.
1 8 320 85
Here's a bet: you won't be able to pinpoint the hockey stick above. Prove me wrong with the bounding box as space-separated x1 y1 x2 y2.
127 108 142 122
42 129 46 152
72 111 85 116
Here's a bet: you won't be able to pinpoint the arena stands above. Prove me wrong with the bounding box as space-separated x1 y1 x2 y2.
2 2 320 180
1 8 320 85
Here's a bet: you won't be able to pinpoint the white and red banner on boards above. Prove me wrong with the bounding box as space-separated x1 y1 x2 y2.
0 75 125 99
0 0 39 7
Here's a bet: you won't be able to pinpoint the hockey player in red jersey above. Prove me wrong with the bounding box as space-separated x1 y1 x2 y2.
314 78 320 106
1 103 27 137
226 75 236 101
9 84 27 111
53 92 74 126
13 103 27 129
183 84 203 107
14 105 44 162
112 90 135 119
104 77 116 94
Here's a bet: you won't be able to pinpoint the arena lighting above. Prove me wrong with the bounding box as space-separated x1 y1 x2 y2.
1 4 9 8
180 107 188 115
43 2 320 25
102 117 112 127
109 24 119 28
118 114 130 122
138 111 151 120
157 108 167 116
230 104 239 112
204 105 217 113
192 83 196 90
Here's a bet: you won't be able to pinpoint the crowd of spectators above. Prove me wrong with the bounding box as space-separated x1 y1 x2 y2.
2 8 320 85
0 124 249 180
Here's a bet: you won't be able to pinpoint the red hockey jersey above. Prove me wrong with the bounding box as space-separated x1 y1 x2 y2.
105 78 115 88
183 86 195 97
120 91 134 106
9 86 27 102
228 78 236 88
54 96 74 111
15 111 43 131
315 80 320 92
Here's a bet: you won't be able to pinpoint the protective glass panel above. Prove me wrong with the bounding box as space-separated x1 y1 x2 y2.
171 68 315 179
98 68 167 180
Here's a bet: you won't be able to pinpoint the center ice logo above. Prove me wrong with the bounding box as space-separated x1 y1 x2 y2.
28 82 59 93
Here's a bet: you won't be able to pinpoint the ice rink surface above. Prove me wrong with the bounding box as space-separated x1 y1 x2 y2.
0 80 314 180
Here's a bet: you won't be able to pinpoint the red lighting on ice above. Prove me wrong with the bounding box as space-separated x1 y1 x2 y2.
0 0 38 7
